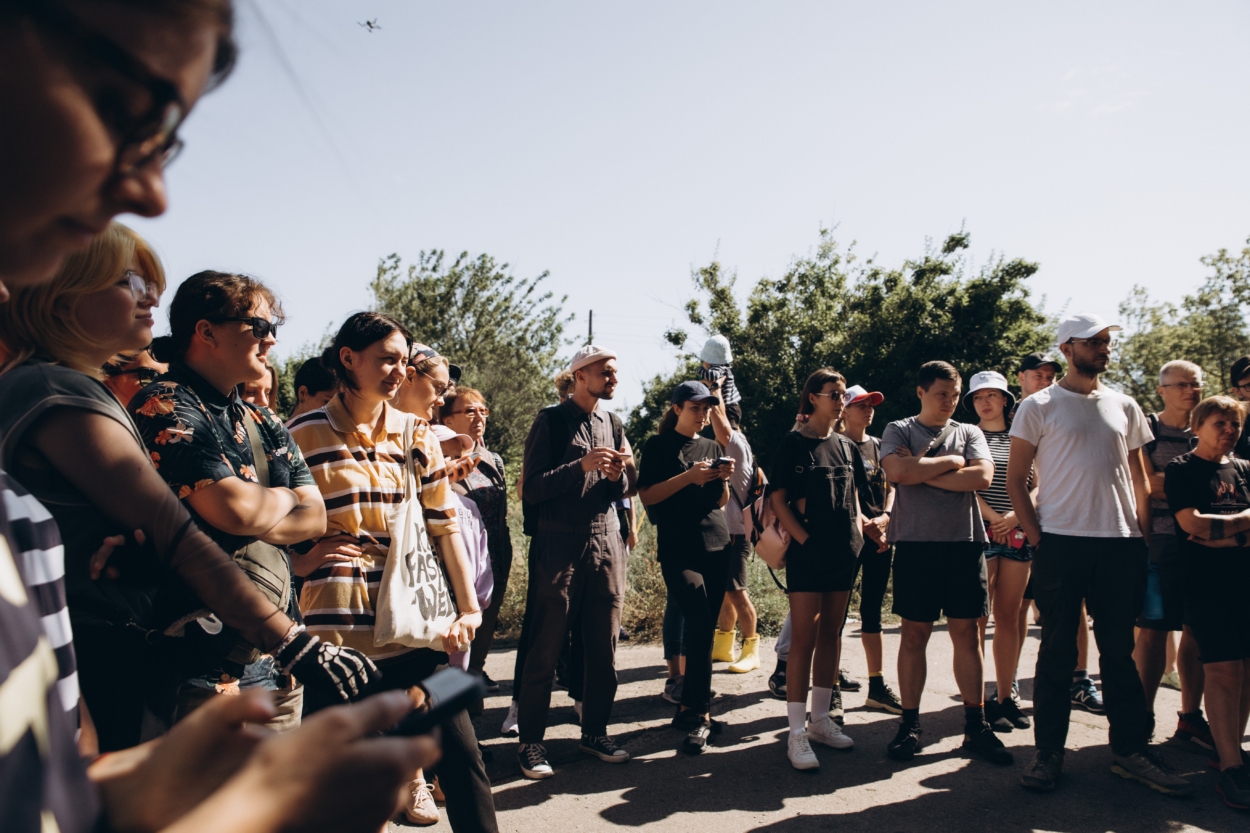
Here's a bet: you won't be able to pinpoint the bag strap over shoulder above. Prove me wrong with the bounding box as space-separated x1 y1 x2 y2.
921 421 959 458
242 413 270 488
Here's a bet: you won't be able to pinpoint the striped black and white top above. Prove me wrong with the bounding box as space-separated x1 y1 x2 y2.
980 430 1017 516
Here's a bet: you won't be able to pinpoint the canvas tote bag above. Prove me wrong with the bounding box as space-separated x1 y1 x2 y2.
373 414 459 649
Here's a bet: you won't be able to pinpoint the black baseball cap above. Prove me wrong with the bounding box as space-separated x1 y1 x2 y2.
671 380 720 406
1019 352 1063 373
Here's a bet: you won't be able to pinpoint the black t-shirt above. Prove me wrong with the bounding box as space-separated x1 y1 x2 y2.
1164 452 1250 618
639 431 730 563
1235 421 1250 462
851 435 888 517
771 429 869 556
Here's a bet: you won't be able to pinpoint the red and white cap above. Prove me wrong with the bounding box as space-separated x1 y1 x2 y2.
845 385 884 406
431 424 474 454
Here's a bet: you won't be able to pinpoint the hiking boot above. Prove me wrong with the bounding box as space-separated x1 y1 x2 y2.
1021 749 1065 792
662 675 683 705
986 697 1014 733
787 731 820 770
963 722 1014 765
681 715 714 754
999 696 1031 729
579 734 630 763
1176 710 1216 753
712 629 737 663
865 679 903 714
728 636 761 673
1216 766 1250 810
1111 749 1195 796
518 743 553 779
829 687 844 725
500 700 519 737
480 671 500 693
838 669 862 691
1070 677 1105 714
768 662 788 700
808 717 855 750
887 722 924 761
405 779 440 825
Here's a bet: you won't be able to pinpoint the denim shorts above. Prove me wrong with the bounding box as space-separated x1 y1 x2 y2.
984 540 1034 563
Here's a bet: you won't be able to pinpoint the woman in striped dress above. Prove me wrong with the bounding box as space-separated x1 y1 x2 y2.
288 312 497 832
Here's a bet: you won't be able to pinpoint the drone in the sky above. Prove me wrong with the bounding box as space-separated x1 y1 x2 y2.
359 19 381 32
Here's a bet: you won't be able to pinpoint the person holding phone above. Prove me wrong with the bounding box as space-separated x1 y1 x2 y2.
639 381 734 753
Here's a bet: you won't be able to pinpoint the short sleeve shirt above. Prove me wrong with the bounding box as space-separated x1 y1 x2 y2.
722 430 753 536
129 363 314 553
638 431 730 562
1146 415 1195 536
851 435 888 518
771 429 869 555
880 418 991 543
1010 384 1152 538
1164 453 1250 619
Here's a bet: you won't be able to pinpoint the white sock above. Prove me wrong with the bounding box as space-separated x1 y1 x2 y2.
787 701 807 735
810 686 834 722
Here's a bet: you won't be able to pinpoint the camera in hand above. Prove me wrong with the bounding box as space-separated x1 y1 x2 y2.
716 456 734 468
386 668 487 736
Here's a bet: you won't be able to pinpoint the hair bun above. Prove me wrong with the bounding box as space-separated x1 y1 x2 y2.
149 335 174 363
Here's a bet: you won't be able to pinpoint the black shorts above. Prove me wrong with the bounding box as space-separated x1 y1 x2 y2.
1137 534 1184 632
891 541 988 622
785 536 859 593
725 534 750 591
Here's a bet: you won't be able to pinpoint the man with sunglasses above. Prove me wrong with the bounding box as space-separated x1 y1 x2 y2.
1011 313 1192 795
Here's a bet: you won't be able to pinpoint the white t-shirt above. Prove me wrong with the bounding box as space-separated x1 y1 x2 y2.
722 430 753 536
1009 383 1151 538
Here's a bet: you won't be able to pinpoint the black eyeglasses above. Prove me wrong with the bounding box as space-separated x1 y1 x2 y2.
104 367 161 386
214 317 279 341
25 2 188 176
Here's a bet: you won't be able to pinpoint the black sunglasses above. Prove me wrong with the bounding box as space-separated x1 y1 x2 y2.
24 2 188 176
105 367 161 386
215 317 279 341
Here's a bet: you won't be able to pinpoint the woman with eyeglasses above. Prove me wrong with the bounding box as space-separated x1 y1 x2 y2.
128 270 329 730
441 388 514 693
0 224 373 754
289 314 497 831
394 342 453 420
769 368 868 769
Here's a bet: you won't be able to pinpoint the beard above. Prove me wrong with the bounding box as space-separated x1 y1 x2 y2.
589 381 615 400
1072 354 1107 376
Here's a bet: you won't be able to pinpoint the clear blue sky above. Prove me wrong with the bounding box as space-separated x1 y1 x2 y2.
129 0 1250 409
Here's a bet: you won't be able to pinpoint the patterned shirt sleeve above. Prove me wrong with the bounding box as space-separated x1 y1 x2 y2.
130 381 233 500
411 421 461 537
250 405 315 489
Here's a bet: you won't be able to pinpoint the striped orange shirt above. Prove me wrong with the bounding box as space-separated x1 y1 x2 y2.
288 395 463 659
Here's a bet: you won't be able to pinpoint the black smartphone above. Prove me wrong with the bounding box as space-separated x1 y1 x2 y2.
386 668 487 736
716 456 734 468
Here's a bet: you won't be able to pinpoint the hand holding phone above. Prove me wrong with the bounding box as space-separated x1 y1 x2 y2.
386 668 487 737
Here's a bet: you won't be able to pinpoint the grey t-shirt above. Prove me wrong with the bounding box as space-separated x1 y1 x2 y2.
880 417 991 543
722 430 753 536
1147 414 1195 537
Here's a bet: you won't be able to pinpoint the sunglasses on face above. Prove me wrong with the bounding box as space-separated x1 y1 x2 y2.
812 391 848 402
449 407 490 418
105 367 160 386
27 2 187 177
213 317 279 341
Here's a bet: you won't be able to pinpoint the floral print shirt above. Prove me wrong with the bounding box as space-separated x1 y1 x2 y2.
129 362 315 553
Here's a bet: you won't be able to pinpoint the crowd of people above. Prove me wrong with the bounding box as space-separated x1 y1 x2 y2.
1 2 1249 832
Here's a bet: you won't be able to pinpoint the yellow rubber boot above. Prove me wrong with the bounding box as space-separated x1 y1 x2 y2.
712 629 737 663
728 636 760 673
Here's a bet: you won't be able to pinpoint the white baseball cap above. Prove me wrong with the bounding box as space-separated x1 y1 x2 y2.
569 344 618 374
963 370 1015 413
1056 313 1121 347
431 424 473 453
844 385 884 406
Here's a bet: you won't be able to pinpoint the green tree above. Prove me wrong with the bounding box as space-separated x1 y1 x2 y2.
371 251 571 467
630 229 1055 467
1108 237 1250 411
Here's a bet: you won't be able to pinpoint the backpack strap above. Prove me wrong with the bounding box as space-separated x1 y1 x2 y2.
242 411 270 488
1145 412 1161 458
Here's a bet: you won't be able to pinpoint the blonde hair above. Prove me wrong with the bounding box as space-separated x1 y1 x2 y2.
1191 395 1244 432
0 223 166 378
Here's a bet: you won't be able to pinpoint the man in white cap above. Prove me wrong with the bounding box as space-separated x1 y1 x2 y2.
516 345 632 779
1010 313 1192 795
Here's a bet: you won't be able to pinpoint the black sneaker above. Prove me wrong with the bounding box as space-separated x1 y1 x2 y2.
1022 749 1065 792
681 715 714 754
518 743 554 779
1070 677 1105 714
579 734 630 763
1217 766 1250 810
768 662 788 700
829 688 844 726
999 696 1031 729
865 680 903 714
1111 748 1194 796
1176 710 1216 753
481 671 500 693
887 722 924 761
963 722 1014 765
986 698 1014 733
838 669 862 691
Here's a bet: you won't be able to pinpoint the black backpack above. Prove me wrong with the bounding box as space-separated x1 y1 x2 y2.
521 404 625 536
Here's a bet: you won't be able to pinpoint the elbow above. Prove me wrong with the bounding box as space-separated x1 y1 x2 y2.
975 474 993 491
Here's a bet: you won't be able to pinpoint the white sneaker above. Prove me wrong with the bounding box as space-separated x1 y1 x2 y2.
501 701 519 737
808 718 855 750
787 731 820 770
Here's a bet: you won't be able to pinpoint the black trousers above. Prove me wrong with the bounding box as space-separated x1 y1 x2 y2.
661 548 730 714
518 523 625 742
1032 533 1152 756
74 622 166 752
304 648 498 833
